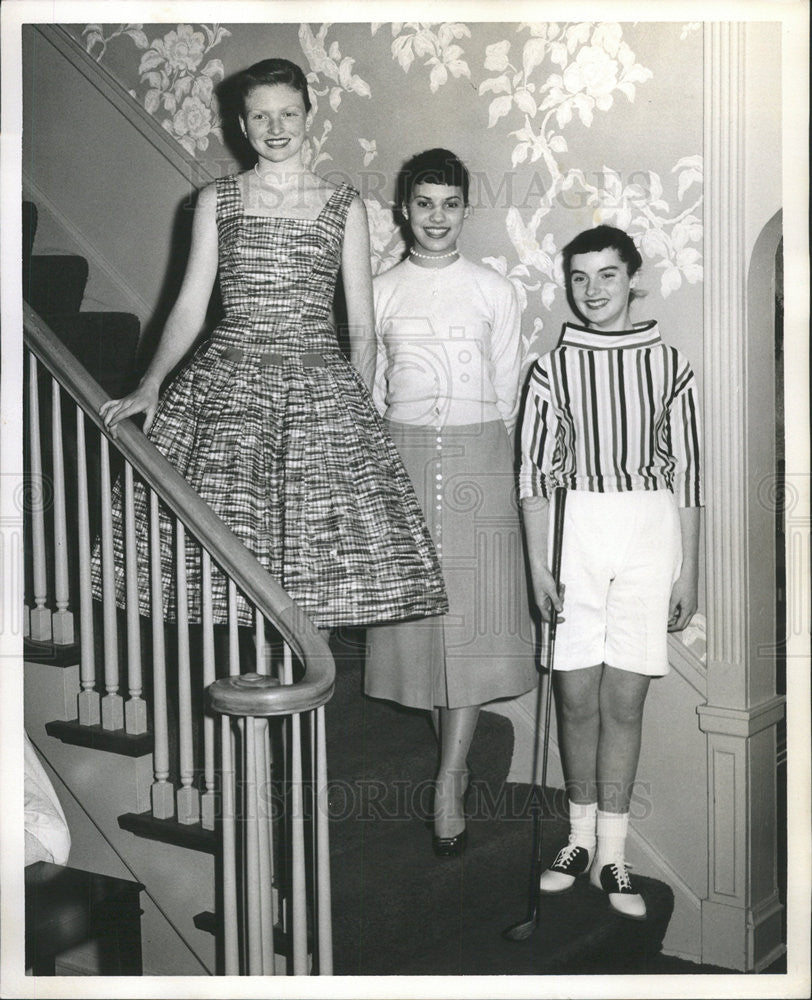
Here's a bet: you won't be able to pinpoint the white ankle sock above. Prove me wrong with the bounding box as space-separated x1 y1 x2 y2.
595 809 628 866
568 800 597 854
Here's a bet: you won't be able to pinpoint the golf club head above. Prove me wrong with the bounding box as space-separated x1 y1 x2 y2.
501 912 538 941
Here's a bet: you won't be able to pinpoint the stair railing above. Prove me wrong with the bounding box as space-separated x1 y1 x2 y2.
23 302 335 975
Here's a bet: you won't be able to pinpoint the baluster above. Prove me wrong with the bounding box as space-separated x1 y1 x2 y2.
255 610 266 675
315 704 333 974
220 714 239 974
290 707 308 975
309 706 318 960
245 715 263 974
282 642 293 686
50 379 73 644
27 355 51 640
254 610 275 972
149 490 173 818
75 408 99 725
176 522 199 824
280 640 293 937
228 580 240 676
279 641 292 946
200 550 216 830
99 436 123 730
226 579 248 966
123 464 147 734
260 710 277 969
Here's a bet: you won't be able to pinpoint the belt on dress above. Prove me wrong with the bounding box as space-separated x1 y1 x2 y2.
220 347 335 367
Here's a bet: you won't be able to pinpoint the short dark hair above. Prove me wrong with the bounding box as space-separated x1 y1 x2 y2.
397 148 470 206
236 58 312 114
561 225 643 281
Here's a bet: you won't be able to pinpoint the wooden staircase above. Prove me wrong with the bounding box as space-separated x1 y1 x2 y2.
21 209 677 977
21 201 335 977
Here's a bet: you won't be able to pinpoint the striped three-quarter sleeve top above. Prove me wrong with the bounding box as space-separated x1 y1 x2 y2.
519 321 703 508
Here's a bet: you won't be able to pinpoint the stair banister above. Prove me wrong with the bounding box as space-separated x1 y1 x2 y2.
24 301 335 707
25 300 336 974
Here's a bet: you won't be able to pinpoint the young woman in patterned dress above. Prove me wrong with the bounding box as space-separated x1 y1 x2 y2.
96 59 447 633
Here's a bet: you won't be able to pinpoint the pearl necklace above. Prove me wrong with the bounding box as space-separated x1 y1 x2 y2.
409 247 459 261
253 164 300 186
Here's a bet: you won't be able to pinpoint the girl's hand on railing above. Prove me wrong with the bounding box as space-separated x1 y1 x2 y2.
99 382 160 438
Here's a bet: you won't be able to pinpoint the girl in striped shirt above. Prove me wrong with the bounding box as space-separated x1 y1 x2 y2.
518 224 703 920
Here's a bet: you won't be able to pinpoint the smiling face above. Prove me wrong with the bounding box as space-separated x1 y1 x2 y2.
240 83 311 166
403 182 469 258
568 247 637 331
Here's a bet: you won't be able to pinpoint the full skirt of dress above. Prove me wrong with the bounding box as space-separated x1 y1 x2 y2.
91 343 449 629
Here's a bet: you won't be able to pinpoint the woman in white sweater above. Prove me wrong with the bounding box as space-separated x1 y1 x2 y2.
366 149 537 857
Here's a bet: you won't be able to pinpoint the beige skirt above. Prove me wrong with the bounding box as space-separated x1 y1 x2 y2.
365 419 538 709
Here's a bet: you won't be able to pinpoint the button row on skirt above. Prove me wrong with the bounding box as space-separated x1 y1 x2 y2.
434 426 443 556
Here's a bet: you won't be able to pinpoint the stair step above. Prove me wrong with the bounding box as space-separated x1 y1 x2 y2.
118 812 216 854
24 255 89 315
395 866 674 975
45 719 153 757
330 781 673 975
24 637 81 667
41 311 140 398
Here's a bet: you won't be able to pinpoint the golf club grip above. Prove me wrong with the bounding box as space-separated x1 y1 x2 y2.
547 488 567 647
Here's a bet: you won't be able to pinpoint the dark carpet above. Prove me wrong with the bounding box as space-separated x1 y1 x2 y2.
324 628 677 977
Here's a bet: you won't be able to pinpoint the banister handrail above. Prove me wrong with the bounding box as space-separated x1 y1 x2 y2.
24 302 335 714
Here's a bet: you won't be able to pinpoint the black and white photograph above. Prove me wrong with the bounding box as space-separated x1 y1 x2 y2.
1 1 809 996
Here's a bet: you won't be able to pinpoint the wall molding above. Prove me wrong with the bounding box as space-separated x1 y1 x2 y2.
22 171 153 324
36 25 215 191
697 695 785 738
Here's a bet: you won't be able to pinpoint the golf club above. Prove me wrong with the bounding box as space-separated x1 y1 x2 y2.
502 486 567 941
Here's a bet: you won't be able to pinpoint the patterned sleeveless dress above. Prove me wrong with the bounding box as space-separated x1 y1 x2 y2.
94 176 448 628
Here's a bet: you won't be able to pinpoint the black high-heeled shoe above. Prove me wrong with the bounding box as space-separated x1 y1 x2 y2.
432 827 467 858
431 771 473 858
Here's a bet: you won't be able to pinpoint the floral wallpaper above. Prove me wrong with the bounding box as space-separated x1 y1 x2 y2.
71 20 704 372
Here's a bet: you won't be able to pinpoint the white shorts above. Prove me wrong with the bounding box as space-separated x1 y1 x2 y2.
550 490 683 676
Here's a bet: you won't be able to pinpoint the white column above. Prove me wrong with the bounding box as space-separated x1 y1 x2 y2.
698 21 784 971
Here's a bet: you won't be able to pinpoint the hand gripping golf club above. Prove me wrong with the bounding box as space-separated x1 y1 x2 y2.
502 487 567 941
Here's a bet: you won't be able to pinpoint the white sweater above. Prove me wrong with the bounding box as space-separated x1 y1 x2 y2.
372 255 522 431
